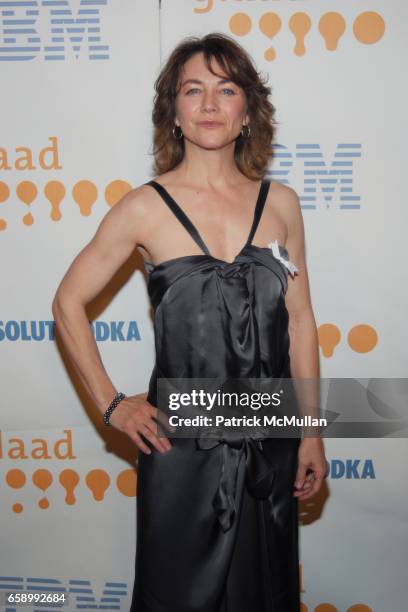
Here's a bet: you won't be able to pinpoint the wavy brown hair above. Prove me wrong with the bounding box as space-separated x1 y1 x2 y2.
150 32 277 181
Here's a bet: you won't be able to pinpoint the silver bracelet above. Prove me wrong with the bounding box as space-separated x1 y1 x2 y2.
103 391 126 426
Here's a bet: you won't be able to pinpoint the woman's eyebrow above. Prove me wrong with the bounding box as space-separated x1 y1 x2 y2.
180 78 233 87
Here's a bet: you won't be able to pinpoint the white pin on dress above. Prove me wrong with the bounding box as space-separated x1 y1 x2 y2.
268 239 299 278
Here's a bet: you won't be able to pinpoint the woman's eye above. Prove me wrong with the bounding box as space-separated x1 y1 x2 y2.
185 88 236 95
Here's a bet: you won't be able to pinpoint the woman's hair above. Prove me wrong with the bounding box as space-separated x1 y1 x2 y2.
150 32 277 181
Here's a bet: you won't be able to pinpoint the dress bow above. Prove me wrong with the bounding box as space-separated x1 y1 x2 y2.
195 436 276 532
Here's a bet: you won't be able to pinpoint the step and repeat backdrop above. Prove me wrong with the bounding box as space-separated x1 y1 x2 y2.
1 1 407 611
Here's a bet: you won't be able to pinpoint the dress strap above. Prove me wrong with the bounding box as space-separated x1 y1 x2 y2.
146 180 211 256
245 179 271 247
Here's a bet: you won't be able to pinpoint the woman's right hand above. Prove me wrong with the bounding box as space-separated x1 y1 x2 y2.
108 392 173 455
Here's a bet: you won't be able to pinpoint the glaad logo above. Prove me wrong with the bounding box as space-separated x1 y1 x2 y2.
193 1 385 64
0 0 109 62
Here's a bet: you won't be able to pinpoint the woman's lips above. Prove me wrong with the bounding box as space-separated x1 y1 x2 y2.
198 122 222 128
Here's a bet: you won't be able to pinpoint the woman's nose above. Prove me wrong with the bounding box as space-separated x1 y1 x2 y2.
201 90 218 111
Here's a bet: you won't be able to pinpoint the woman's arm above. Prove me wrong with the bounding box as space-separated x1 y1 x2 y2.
52 186 171 455
281 187 327 499
284 187 320 387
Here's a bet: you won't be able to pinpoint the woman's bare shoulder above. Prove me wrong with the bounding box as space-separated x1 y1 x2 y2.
268 179 300 202
267 180 302 224
116 182 158 216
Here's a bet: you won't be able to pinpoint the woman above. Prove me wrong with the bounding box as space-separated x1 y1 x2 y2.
52 33 327 612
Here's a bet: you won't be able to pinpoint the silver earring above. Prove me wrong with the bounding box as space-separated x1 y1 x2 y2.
172 125 183 140
240 124 251 138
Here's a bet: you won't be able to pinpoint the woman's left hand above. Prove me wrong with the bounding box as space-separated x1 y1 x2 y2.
293 437 329 500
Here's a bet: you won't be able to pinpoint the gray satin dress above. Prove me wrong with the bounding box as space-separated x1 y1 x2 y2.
130 178 301 612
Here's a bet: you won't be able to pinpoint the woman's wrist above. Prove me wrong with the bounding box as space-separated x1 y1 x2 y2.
103 391 127 426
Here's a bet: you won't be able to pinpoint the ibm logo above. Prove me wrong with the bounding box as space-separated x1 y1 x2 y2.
271 143 362 210
0 0 109 61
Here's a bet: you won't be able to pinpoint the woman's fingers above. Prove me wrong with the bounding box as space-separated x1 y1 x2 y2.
293 471 325 499
145 404 177 434
132 431 153 455
139 421 172 454
110 397 173 455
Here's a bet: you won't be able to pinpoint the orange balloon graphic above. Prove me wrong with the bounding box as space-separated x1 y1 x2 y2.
85 469 110 501
289 13 312 57
32 469 53 510
318 324 341 357
319 12 346 51
259 13 282 61
6 469 26 513
0 180 9 230
105 180 133 208
117 468 137 497
72 180 98 216
16 180 37 204
16 180 37 226
6 468 26 488
353 12 385 45
348 324 377 353
44 180 66 221
229 12 252 37
0 181 10 203
59 469 80 505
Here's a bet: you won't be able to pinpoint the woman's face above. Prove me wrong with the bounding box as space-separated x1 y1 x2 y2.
174 52 249 150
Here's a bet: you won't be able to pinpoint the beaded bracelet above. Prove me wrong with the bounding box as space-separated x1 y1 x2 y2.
103 391 126 426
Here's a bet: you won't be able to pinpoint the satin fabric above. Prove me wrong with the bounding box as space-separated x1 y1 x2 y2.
130 179 301 612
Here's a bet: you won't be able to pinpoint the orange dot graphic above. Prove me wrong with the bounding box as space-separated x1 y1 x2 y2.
319 12 346 51
347 605 372 612
6 468 26 489
316 605 338 612
117 468 137 497
32 468 53 490
289 13 312 57
72 180 98 216
318 323 341 357
32 469 53 510
16 180 37 225
348 324 377 353
6 470 26 512
229 12 252 37
44 180 66 221
0 182 8 229
353 12 385 44
22 212 34 226
59 469 80 505
0 181 10 202
85 469 110 501
259 13 282 61
105 180 133 208
16 180 37 204
300 604 308 612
